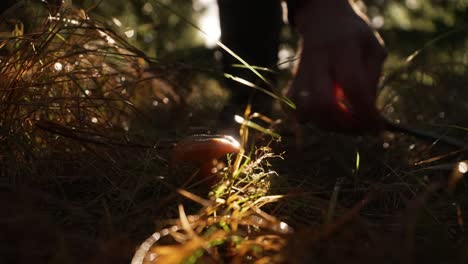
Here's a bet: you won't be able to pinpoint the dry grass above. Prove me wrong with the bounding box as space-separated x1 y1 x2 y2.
0 4 181 263
130 109 289 264
0 3 182 174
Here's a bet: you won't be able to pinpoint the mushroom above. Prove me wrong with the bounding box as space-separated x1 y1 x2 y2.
171 134 241 185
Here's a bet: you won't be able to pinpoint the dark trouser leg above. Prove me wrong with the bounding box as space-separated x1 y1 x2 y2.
217 0 282 123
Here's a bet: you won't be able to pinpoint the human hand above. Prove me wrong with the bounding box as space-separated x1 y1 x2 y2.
286 0 387 133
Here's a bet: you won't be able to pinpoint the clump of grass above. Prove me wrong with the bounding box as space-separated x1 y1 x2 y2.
0 3 180 175
0 4 184 262
132 112 291 264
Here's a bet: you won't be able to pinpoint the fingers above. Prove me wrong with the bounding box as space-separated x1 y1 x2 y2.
287 47 336 123
332 37 383 131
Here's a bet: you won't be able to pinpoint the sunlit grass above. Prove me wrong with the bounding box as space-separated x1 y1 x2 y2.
0 4 182 164
132 110 290 264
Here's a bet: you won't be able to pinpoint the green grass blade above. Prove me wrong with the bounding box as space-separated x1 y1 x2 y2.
224 73 296 109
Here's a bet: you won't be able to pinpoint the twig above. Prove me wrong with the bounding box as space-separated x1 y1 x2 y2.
384 118 467 149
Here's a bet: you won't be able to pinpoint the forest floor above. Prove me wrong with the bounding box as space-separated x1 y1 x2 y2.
3 104 468 264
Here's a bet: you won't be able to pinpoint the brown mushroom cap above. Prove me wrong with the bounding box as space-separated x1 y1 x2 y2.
171 134 241 165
